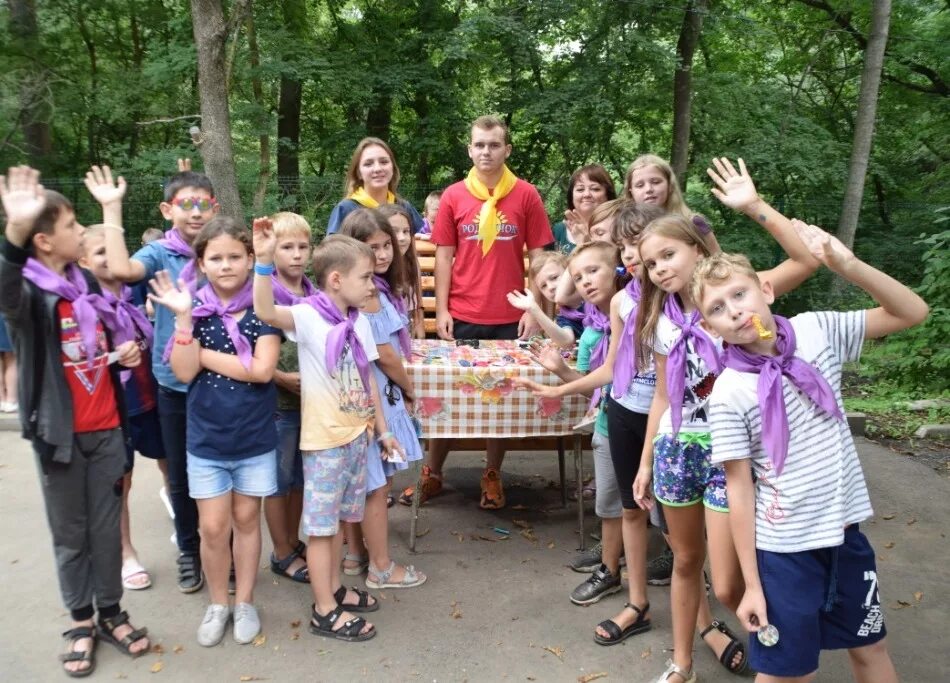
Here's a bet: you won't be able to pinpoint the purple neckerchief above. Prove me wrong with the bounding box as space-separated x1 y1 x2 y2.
373 275 412 358
157 229 197 292
162 279 254 369
558 304 584 322
611 277 641 399
102 286 153 348
271 273 317 306
299 290 372 391
583 302 611 410
663 294 723 437
23 259 114 364
722 315 843 475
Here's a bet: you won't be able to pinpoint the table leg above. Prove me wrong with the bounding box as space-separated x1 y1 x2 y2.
557 437 567 507
408 458 422 553
574 433 585 551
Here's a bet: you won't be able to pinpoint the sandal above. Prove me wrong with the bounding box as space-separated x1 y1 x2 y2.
342 552 369 576
333 585 379 613
700 619 749 675
398 465 443 506
308 604 375 642
270 547 310 583
654 658 696 683
365 561 427 590
97 611 149 659
594 602 652 646
60 625 97 678
121 558 152 591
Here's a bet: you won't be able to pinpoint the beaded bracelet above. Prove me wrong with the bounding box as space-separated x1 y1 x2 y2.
101 223 125 233
254 262 276 276
174 336 194 346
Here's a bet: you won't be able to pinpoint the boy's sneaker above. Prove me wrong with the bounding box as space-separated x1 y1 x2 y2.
233 603 261 644
647 547 674 586
569 541 603 573
197 604 231 647
177 552 204 593
570 564 622 605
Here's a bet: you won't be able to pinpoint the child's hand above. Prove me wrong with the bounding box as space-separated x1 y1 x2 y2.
528 339 569 375
147 270 194 317
632 467 654 511
0 166 46 243
563 209 589 245
511 375 564 399
506 289 539 313
379 434 406 463
83 165 126 207
114 340 141 368
792 219 856 273
707 157 760 213
177 158 192 172
252 217 276 264
736 587 770 635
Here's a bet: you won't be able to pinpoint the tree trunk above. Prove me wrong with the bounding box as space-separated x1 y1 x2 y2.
190 0 245 221
836 0 890 250
8 0 52 166
276 0 306 207
669 0 708 191
246 11 269 215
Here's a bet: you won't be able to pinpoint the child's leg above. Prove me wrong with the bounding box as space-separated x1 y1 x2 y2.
663 502 707 674
288 486 303 543
157 388 199 557
848 639 897 683
156 457 170 491
705 507 743 611
2 351 15 405
266 411 305 570
308 534 338 614
232 493 262 604
363 479 425 587
342 521 368 568
196 494 234 605
594 507 651 639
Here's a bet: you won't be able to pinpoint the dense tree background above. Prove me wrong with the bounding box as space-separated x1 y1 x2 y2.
1 0 947 316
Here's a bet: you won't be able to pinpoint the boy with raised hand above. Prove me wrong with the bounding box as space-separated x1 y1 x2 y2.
99 163 218 593
693 221 927 683
0 166 150 676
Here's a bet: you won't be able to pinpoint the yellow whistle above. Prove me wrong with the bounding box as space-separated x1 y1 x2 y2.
751 314 774 340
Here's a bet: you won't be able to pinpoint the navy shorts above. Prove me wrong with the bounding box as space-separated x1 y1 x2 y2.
124 409 166 472
752 525 887 677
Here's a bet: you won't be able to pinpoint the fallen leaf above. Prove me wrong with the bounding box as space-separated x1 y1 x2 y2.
150 661 163 673
512 504 530 511
414 527 431 538
520 528 538 543
172 645 184 654
450 530 465 542
512 519 532 529
884 542 895 549
578 673 608 683
252 634 267 647
290 632 300 640
527 677 536 681
290 620 301 628
907 517 917 526
547 541 556 549
914 591 924 602
882 513 896 520
239 677 267 682
892 600 911 610
116 675 128 680
10 559 18 564
542 645 565 661
450 601 463 619
151 644 165 655
641 647 652 659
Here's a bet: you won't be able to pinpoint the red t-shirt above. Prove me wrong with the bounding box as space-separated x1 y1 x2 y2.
57 300 120 433
432 178 553 324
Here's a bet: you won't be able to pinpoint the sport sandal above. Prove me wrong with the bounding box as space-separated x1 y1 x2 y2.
365 561 427 589
97 611 149 659
594 602 652 646
700 618 750 675
333 585 379 613
654 658 696 683
309 604 376 642
271 547 310 583
60 625 97 678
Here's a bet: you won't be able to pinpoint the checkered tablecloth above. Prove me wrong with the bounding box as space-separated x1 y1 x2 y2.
406 340 589 439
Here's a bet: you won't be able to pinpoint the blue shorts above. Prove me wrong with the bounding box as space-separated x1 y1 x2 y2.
752 525 887 677
272 410 304 495
124 409 166 472
186 450 278 499
652 434 727 511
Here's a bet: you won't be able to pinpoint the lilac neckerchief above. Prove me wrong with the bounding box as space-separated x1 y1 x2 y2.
23 259 115 364
558 304 584 322
663 294 723 438
582 302 611 410
722 315 843 475
299 290 372 392
373 275 412 358
161 279 255 369
611 277 641 399
271 273 317 306
157 229 197 292
101 286 153 348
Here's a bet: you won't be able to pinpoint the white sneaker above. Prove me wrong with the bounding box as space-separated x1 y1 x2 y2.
233 603 261 644
197 604 231 647
0 401 17 413
159 486 175 520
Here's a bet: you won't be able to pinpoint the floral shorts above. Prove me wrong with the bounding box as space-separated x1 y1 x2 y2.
653 433 728 511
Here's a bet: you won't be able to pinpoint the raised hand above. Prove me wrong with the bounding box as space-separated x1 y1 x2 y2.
252 217 276 264
791 219 855 272
147 270 194 317
506 289 538 313
707 157 760 212
177 158 192 172
84 165 126 207
528 339 569 375
563 209 590 245
0 166 47 244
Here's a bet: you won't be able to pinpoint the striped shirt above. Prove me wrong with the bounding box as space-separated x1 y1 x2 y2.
709 311 871 553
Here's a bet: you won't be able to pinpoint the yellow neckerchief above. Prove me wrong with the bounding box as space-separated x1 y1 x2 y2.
350 186 395 208
464 165 518 256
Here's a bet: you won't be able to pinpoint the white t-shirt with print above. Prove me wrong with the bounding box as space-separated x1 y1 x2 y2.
612 288 656 414
709 311 871 553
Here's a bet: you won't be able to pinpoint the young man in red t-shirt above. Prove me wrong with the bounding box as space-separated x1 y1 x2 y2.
400 116 554 510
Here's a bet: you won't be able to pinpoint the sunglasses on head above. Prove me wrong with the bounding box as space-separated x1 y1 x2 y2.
170 197 218 212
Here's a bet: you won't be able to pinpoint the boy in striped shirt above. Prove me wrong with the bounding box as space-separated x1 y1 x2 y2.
694 221 927 682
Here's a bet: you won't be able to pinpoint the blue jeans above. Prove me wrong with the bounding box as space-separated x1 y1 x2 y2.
157 386 199 554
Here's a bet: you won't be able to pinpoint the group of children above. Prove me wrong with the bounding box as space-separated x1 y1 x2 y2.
0 144 927 682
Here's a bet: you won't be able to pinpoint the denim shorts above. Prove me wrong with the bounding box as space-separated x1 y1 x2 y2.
273 410 304 495
186 450 278 499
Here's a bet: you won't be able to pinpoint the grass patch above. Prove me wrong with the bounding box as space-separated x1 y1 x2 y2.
842 367 950 440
